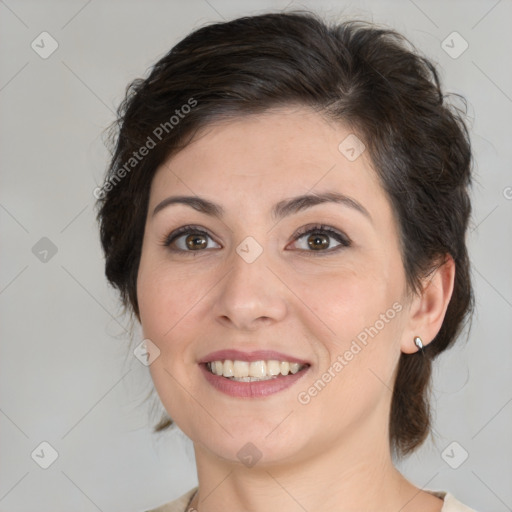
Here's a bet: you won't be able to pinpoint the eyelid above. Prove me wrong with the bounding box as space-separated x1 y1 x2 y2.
291 223 350 243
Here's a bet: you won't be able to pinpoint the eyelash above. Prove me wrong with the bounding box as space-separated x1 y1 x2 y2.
160 223 351 255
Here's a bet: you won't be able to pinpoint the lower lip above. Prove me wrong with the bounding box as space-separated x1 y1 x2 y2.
199 363 309 398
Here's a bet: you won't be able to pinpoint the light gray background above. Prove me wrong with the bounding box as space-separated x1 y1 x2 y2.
1 0 511 511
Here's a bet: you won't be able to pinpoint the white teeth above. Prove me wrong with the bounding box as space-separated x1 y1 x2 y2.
207 359 307 379
214 361 224 375
233 360 249 378
267 360 281 376
289 363 301 374
223 360 234 377
249 361 266 378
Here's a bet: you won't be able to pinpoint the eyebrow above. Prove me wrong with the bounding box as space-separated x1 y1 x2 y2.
152 191 372 223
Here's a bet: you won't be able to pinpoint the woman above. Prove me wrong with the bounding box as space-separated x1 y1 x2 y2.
96 11 477 512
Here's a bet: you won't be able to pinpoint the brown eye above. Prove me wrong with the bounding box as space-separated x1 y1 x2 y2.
185 233 208 250
307 232 331 250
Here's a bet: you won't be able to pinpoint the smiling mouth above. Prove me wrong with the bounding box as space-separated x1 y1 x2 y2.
204 359 310 382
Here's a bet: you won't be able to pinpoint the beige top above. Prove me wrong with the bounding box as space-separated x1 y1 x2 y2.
146 486 479 512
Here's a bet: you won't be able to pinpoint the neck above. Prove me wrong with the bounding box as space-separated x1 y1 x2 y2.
189 414 419 512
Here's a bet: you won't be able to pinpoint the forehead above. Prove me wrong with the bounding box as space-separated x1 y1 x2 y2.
149 106 387 219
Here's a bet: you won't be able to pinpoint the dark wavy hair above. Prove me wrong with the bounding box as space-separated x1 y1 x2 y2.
95 10 474 459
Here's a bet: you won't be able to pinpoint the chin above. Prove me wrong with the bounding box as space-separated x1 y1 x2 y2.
191 421 311 468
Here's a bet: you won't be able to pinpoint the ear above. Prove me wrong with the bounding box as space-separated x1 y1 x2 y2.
400 254 456 354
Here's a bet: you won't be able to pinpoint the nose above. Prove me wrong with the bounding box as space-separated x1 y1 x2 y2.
212 246 288 331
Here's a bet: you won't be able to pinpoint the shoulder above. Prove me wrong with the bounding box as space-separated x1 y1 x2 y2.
426 489 479 512
145 487 198 512
144 487 479 512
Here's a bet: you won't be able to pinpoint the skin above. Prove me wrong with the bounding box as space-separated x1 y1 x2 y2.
136 106 454 512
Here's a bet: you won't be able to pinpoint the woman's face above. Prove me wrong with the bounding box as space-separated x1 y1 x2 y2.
137 106 413 465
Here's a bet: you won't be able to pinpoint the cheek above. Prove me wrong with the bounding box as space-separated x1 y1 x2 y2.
293 262 396 336
137 257 202 336
294 264 404 386
137 265 205 427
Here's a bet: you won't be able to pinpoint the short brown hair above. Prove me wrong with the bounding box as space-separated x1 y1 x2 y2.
95 10 474 458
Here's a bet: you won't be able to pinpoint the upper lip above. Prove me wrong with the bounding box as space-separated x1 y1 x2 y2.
199 349 311 365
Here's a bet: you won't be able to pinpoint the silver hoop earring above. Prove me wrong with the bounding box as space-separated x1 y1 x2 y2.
414 336 424 351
